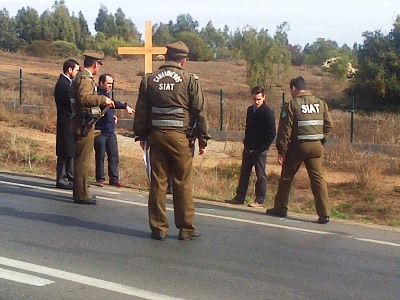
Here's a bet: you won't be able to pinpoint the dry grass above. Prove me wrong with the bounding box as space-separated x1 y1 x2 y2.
1 52 400 227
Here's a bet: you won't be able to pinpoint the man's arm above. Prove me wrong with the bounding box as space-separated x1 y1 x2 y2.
189 75 210 152
133 75 150 140
275 101 293 155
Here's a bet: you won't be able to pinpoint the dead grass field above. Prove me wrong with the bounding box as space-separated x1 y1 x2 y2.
0 51 399 228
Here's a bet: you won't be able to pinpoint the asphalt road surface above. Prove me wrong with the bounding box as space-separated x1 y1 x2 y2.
0 172 399 300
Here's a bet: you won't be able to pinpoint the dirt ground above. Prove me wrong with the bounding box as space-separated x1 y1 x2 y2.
2 123 399 231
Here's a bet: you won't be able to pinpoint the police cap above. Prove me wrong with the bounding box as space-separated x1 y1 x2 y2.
83 50 104 65
166 41 189 58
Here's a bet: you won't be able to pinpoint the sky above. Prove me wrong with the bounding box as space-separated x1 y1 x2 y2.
2 0 399 47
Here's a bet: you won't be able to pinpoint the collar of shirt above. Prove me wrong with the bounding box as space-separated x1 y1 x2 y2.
61 73 72 85
252 105 258 113
84 68 94 78
159 61 183 70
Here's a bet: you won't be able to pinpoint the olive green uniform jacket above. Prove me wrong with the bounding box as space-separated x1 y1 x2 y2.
276 91 332 154
133 61 210 238
71 68 108 201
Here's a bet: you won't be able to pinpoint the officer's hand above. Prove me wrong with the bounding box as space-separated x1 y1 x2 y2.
278 154 285 165
105 97 115 108
126 105 134 114
199 147 206 155
114 115 118 124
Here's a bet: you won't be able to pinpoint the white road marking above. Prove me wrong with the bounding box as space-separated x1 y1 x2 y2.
0 267 54 286
1 179 400 248
0 257 183 300
355 238 400 247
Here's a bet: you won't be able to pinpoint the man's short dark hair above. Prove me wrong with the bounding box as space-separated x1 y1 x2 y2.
290 76 307 90
84 57 97 68
63 59 79 73
98 73 113 85
251 85 265 95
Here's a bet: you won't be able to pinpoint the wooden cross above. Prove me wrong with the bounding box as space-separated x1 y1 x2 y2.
118 20 167 74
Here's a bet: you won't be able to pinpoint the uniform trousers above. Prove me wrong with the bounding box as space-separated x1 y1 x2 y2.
72 123 94 201
236 149 267 203
148 129 195 238
94 132 119 183
274 140 330 217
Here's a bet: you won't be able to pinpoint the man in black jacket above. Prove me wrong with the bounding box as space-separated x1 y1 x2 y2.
54 59 80 190
226 86 276 208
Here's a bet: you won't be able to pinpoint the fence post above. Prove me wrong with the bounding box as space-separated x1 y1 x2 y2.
350 96 355 143
219 89 224 131
282 92 285 105
19 69 23 105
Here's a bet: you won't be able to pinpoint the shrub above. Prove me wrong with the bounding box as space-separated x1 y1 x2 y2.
51 40 80 58
22 41 56 57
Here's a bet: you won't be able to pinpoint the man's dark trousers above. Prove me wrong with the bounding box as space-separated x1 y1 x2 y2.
94 132 119 183
236 149 267 204
56 156 74 186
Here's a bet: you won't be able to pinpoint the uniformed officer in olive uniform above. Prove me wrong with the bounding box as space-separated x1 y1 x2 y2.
266 76 333 224
134 41 210 241
71 50 115 204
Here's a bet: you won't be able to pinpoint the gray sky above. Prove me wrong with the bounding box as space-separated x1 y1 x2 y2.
2 0 399 47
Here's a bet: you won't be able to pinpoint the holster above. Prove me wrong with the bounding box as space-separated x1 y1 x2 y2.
81 107 102 137
186 127 196 149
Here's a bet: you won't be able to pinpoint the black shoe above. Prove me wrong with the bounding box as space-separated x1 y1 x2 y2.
151 233 166 241
74 196 98 205
225 198 244 205
179 231 201 241
56 183 73 190
265 208 287 218
318 216 330 224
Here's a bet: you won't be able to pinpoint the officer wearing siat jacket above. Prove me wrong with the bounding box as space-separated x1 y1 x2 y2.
71 50 115 205
266 76 333 224
133 41 210 241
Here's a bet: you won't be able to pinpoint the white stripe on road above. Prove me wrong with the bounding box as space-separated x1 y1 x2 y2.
0 257 183 300
355 238 400 247
0 267 54 286
1 180 400 248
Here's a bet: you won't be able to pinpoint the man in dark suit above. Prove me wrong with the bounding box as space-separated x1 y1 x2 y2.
54 59 80 190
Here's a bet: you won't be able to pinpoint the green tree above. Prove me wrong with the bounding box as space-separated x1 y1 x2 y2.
0 9 20 51
15 6 41 43
272 22 291 82
177 31 213 61
153 23 173 46
168 14 199 37
40 9 55 41
71 11 92 50
231 26 275 88
52 1 75 43
200 21 228 59
303 38 339 65
288 44 304 66
95 5 117 38
348 21 400 106
114 8 141 43
329 57 350 83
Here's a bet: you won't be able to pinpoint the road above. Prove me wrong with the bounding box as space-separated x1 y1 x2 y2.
0 172 399 300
